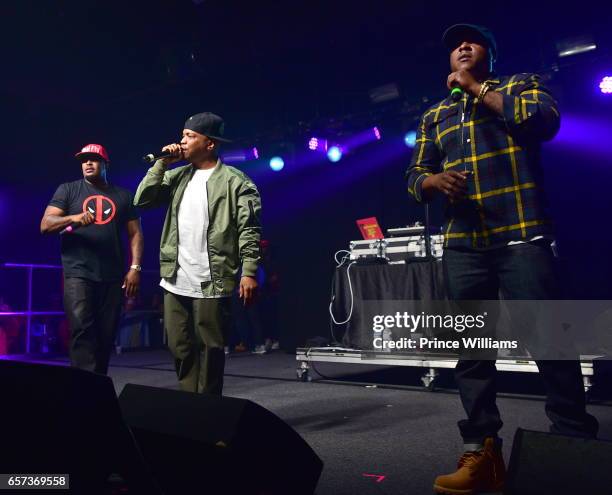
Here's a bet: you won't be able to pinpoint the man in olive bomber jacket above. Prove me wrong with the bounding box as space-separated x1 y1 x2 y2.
134 112 262 395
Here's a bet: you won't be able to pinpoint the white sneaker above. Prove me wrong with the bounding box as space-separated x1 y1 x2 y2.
252 345 267 354
271 340 280 350
224 346 230 355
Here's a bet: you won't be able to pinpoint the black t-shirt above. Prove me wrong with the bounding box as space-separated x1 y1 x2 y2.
48 180 140 282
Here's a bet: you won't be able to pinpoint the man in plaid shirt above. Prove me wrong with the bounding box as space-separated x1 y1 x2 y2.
406 24 599 494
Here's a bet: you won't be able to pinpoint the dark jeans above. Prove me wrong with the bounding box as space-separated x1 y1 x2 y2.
443 241 599 443
64 277 123 375
164 292 232 395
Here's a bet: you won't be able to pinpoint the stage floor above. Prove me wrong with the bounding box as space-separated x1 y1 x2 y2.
16 349 612 495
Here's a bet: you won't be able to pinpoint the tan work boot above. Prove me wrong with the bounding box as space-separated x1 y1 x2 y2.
433 437 505 494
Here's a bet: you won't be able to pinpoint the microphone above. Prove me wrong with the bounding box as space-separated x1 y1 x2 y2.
142 151 173 164
450 86 463 102
60 209 95 235
60 223 78 235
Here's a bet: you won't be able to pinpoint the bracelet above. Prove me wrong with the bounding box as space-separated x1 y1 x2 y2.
130 264 142 272
477 82 492 103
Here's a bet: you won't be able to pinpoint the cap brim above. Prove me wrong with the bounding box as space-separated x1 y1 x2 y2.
183 127 232 143
75 152 107 161
442 24 488 51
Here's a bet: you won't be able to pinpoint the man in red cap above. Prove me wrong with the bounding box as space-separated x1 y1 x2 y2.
41 144 143 375
134 112 262 395
406 24 598 494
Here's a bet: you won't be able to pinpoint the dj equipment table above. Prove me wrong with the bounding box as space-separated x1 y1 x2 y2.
296 260 600 394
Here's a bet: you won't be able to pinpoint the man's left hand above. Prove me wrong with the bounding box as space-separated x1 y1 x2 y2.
447 70 481 97
122 270 140 298
239 276 258 306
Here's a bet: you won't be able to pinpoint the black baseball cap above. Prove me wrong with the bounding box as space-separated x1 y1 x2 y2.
442 24 497 62
184 112 232 143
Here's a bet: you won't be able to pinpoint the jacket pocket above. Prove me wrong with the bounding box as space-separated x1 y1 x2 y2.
430 106 460 150
160 247 174 263
430 106 459 127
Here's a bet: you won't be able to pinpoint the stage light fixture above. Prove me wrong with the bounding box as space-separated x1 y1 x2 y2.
327 146 343 163
373 127 382 140
269 156 284 171
308 137 328 152
599 76 612 94
404 131 417 148
369 83 400 104
556 36 597 58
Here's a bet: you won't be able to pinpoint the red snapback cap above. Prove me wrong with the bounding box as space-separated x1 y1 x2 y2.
75 143 110 162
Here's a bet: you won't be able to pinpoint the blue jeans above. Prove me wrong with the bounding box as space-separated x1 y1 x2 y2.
443 240 598 443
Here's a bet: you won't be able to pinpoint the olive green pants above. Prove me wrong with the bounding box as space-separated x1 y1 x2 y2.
164 291 232 395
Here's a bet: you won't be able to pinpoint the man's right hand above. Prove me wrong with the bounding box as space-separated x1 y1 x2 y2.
71 211 95 227
423 170 470 200
159 143 184 167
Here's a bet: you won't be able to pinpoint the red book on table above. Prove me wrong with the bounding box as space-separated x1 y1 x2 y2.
356 217 384 240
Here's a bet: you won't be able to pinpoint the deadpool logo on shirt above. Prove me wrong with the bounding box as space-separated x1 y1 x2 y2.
82 195 117 225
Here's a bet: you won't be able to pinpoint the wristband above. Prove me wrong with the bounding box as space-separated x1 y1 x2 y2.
130 265 142 272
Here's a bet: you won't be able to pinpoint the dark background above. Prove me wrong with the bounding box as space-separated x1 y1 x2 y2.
2 0 611 349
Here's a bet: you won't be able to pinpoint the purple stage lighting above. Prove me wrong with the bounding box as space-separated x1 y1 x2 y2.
599 76 612 94
222 147 259 164
308 137 328 152
551 114 611 155
342 127 384 150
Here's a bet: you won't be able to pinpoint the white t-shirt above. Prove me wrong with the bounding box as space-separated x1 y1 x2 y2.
160 165 222 298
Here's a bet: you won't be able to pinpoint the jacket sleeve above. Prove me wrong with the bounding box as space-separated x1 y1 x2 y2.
236 177 262 277
501 73 560 142
405 110 442 203
133 161 173 208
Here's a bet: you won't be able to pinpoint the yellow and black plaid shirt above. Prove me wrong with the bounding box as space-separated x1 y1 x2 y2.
406 73 560 249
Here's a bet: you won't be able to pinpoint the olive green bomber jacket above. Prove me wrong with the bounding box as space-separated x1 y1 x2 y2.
133 160 262 297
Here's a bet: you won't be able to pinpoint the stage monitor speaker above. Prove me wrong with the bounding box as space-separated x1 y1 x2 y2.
0 360 161 494
505 428 612 495
118 383 323 495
